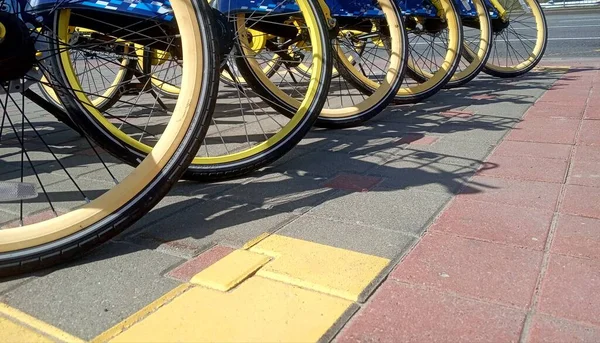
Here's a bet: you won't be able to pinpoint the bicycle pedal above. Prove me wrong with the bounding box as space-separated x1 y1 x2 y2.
0 182 38 202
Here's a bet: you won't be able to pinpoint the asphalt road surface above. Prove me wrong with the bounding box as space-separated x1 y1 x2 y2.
543 8 600 60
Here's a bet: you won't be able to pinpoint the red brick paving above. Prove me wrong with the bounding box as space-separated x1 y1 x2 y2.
341 68 600 341
493 141 571 161
477 155 568 183
323 173 382 192
585 92 600 119
551 214 600 260
549 81 592 91
567 160 600 188
560 184 600 219
505 117 579 144
538 254 600 326
536 93 589 107
337 282 526 343
166 245 235 282
529 315 600 343
577 120 600 146
430 198 553 250
584 106 600 120
525 103 585 119
574 145 600 162
457 176 562 211
391 233 543 308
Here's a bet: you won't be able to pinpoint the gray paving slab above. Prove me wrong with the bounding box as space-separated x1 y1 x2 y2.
376 107 451 124
424 92 482 108
444 113 521 128
118 196 203 240
126 198 299 254
489 81 555 98
271 150 388 178
266 145 313 168
1 242 182 340
307 187 452 235
368 158 477 194
306 132 427 161
116 178 256 240
397 140 495 168
295 131 339 150
463 101 536 119
321 135 400 155
430 123 510 144
0 277 33 295
218 172 339 213
336 117 440 138
278 215 416 260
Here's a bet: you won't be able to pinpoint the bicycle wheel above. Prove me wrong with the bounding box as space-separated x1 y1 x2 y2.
217 29 283 88
235 0 409 129
445 0 492 88
0 0 218 276
482 0 547 77
46 0 333 181
316 0 409 128
38 29 135 111
395 0 463 103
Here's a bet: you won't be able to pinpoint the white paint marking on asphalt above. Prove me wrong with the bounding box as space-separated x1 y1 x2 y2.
547 37 600 40
514 24 600 30
486 37 600 44
548 24 600 28
552 18 600 23
411 36 600 45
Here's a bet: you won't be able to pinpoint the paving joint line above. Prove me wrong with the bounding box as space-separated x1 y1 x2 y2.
518 71 590 343
292 213 422 239
429 230 548 253
388 279 531 312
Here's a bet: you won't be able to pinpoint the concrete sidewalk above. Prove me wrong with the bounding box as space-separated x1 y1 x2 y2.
1 60 598 342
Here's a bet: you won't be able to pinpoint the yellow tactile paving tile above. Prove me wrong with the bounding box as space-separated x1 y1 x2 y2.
90 284 192 343
107 276 356 343
190 249 270 291
249 235 390 301
0 303 84 343
91 234 389 342
0 317 54 343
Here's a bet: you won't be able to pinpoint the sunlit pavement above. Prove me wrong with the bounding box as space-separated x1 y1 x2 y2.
2 59 600 342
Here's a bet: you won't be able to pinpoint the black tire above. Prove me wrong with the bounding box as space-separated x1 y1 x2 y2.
315 8 409 128
394 1 464 104
482 0 547 78
181 1 334 181
445 0 493 88
0 0 219 277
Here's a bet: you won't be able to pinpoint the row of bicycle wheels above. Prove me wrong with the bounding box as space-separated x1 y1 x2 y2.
0 0 547 276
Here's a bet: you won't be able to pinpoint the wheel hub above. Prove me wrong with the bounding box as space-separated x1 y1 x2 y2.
0 12 37 82
210 8 235 61
491 17 510 33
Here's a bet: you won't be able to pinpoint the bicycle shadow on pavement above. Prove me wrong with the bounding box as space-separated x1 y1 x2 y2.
0 69 562 281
